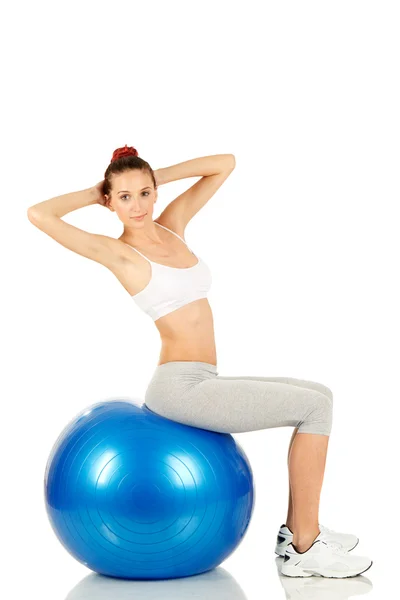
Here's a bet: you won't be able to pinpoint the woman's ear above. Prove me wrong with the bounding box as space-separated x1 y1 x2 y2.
104 195 114 211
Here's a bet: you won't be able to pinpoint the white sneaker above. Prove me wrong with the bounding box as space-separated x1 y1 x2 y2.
275 522 359 556
281 532 373 578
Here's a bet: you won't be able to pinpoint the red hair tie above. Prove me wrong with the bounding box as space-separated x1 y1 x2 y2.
111 144 139 163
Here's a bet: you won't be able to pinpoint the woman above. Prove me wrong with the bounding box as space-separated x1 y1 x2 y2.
27 144 372 579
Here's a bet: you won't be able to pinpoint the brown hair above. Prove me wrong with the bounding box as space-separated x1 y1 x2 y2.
102 144 157 198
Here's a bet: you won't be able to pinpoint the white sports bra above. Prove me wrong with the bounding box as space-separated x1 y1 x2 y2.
122 222 212 321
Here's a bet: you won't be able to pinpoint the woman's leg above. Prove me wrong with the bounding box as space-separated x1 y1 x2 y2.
288 431 330 551
145 364 333 552
215 374 333 549
286 426 298 531
191 373 333 552
230 376 333 536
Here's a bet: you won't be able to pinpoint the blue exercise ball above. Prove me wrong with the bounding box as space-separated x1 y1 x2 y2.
44 399 255 580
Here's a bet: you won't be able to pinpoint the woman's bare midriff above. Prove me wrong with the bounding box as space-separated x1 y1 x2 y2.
154 298 217 367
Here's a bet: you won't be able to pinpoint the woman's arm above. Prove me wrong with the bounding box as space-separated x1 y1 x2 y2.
26 183 121 269
27 184 101 220
154 154 235 186
154 155 235 230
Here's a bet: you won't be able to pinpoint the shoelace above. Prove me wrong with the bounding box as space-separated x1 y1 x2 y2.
321 539 349 555
319 525 336 535
319 525 349 554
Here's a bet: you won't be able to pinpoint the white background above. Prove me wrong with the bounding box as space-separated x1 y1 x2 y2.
2 1 399 598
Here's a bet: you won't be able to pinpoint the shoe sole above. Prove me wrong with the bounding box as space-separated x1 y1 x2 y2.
281 560 373 578
275 537 360 557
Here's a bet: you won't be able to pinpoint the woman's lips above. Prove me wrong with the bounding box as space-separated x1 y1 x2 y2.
132 213 146 220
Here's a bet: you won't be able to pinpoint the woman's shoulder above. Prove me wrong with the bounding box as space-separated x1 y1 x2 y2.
154 217 186 240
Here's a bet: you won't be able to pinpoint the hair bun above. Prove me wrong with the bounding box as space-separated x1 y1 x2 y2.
111 144 139 163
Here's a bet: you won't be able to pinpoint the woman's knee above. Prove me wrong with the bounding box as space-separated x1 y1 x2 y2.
320 384 333 403
298 392 333 436
286 377 333 403
307 381 333 403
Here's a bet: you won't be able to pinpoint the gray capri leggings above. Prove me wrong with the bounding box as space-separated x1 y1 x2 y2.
144 361 333 436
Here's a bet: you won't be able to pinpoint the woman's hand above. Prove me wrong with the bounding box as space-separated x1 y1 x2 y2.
92 180 107 206
153 169 164 187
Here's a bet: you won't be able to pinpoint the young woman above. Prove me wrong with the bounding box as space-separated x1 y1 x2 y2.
27 144 372 578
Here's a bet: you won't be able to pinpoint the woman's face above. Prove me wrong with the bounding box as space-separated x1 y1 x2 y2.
104 170 157 225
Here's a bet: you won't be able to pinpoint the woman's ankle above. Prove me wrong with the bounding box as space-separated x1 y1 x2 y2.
292 526 320 549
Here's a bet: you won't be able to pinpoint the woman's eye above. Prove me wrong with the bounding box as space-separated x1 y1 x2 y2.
121 192 149 200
